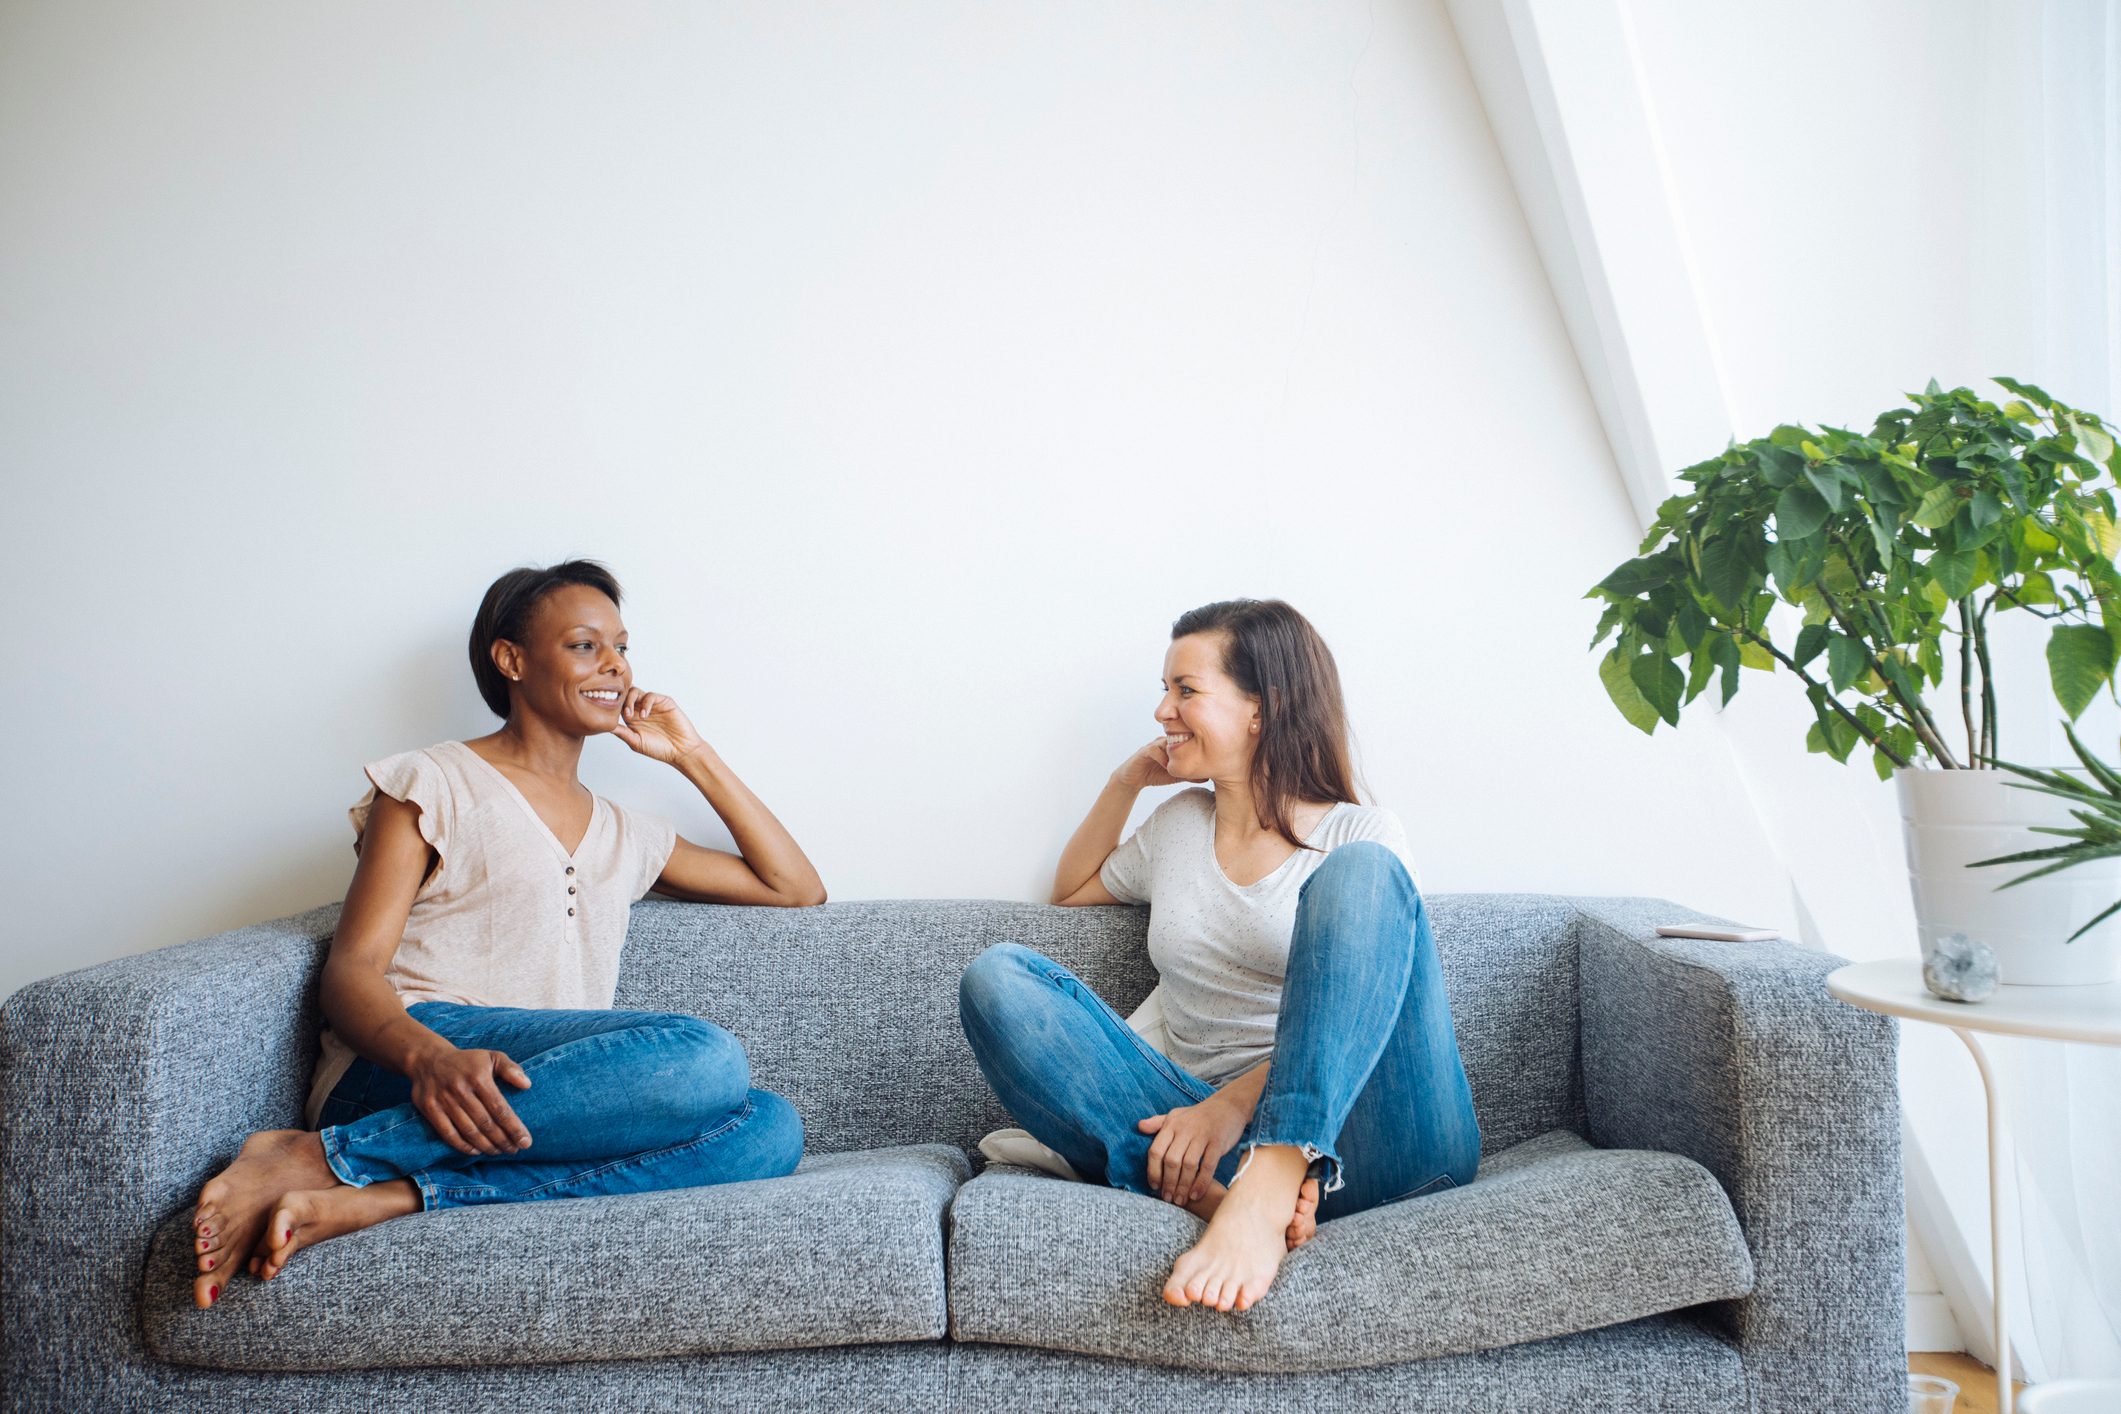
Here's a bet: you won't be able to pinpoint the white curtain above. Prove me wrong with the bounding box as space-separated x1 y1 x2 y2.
2006 0 2121 1385
2005 1038 2121 1380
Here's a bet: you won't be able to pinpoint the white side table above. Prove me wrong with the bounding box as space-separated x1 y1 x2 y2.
1827 960 2121 1414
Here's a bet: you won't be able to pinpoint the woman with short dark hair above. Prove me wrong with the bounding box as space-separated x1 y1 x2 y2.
187 560 824 1308
959 598 1480 1313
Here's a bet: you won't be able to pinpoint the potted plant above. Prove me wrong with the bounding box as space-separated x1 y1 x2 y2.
1975 723 2121 942
1585 378 2121 983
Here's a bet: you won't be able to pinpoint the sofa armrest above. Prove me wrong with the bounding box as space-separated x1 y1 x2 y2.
1571 897 1906 1414
1 904 338 1405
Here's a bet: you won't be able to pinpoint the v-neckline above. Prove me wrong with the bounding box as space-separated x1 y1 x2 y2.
1211 801 1342 891
451 741 601 860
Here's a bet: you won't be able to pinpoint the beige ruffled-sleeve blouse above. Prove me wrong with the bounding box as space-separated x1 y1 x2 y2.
305 741 679 1126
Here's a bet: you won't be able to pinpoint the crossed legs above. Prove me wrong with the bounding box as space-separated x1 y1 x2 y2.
191 1004 803 1307
961 841 1480 1310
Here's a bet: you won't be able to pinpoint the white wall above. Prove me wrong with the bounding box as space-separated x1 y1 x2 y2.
1 0 1799 1002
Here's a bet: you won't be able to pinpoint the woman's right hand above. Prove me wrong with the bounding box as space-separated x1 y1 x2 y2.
408 1045 534 1155
1112 737 1181 791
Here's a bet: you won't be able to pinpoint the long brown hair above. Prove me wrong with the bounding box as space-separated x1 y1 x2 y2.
1171 598 1360 850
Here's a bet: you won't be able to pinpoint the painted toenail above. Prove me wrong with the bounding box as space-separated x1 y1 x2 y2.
208 1286 218 1301
204 1257 214 1270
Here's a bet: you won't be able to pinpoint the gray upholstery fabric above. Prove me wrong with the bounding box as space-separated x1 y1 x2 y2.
615 899 1158 1158
948 1128 1753 1373
614 893 1584 1160
142 1145 966 1371
0 894 1902 1413
149 1344 952 1413
2 906 340 1413
1574 897 1908 1414
947 1312 1748 1413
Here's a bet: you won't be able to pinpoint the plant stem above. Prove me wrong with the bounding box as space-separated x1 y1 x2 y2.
1734 626 1914 769
1992 585 2067 620
1815 584 1962 767
1821 529 1964 767
1975 600 1997 764
1959 599 1977 763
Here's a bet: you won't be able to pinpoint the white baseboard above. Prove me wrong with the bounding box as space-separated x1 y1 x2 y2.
1909 1290 1965 1352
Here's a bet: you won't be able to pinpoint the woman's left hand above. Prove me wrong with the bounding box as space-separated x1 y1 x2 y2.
1137 1093 1249 1205
611 688 707 765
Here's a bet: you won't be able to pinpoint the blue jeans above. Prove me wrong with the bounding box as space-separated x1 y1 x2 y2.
316 1002 804 1211
959 841 1480 1221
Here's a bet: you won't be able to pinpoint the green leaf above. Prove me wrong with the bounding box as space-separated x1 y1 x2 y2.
1683 640 1717 703
1699 530 1757 613
2001 459 2030 510
1737 637 1776 671
2068 898 2121 944
1629 652 1686 727
1819 553 1861 599
1675 600 1709 651
2062 722 2121 797
1794 621 1831 668
1930 549 1977 598
1994 376 2054 410
1826 632 1869 692
2048 625 2118 720
1595 557 1672 598
1971 489 2004 528
1913 484 1961 529
1755 443 1801 488
1803 462 1848 511
2069 414 2117 466
1774 483 1830 541
2013 571 2058 606
1599 650 1661 734
2085 510 2119 559
1806 708 1859 763
1714 634 1742 706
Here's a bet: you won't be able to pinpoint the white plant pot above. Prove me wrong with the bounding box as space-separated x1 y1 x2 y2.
1898 769 2121 986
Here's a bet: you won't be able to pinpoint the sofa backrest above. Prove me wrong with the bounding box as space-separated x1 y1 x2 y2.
613 894 1584 1159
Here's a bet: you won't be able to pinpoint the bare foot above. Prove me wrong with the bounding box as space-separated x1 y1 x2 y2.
251 1179 420 1279
1286 1177 1321 1250
1163 1145 1309 1311
190 1130 337 1308
1186 1177 1320 1251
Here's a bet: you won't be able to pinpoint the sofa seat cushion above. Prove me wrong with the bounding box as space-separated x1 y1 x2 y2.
142 1144 968 1371
946 1129 1753 1374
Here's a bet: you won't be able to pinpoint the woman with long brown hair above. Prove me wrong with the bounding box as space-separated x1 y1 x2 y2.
958 599 1480 1313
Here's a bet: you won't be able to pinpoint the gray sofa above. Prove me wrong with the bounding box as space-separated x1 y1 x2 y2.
1 894 1906 1411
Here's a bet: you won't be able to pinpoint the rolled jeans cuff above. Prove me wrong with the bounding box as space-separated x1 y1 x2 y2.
319 1124 437 1211
1233 1129 1343 1196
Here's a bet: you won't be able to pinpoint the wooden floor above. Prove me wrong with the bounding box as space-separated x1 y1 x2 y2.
1909 1351 2025 1414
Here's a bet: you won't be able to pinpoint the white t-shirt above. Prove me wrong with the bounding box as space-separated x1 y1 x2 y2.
1099 787 1416 1086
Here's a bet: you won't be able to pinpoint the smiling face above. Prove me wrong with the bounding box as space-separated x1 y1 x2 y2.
491 583 632 734
1156 631 1260 783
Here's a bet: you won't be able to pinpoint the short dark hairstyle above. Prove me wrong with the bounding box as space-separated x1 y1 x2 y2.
1170 598 1360 850
468 560 624 718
